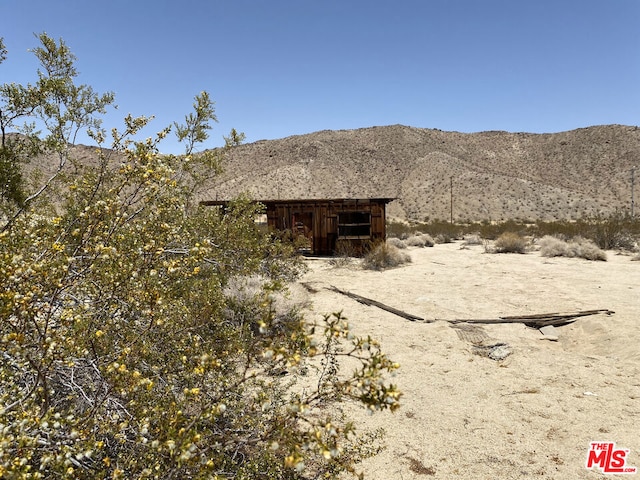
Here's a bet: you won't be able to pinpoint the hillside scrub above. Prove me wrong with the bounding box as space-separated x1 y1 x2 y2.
0 34 400 479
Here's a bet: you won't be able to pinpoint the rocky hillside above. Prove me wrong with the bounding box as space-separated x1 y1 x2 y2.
20 125 640 223
199 124 640 222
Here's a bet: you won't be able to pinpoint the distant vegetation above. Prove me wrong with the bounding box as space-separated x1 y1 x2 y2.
387 212 640 252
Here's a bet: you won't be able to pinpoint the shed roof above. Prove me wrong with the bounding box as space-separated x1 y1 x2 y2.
200 197 396 207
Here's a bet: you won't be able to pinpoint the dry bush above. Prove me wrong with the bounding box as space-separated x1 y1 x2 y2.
386 237 407 249
462 234 483 246
493 232 528 253
329 239 358 267
420 233 435 247
539 235 607 261
405 233 434 247
434 233 453 244
363 242 411 270
405 235 426 247
568 237 607 261
538 235 568 257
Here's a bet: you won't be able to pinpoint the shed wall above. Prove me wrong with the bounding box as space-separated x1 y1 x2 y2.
264 199 389 255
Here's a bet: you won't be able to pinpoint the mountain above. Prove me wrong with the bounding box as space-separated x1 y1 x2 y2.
198 124 640 222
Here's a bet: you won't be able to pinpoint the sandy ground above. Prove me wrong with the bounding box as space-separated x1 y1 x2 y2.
296 241 640 479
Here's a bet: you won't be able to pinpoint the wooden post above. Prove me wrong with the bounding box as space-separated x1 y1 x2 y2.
632 166 636 217
450 176 453 224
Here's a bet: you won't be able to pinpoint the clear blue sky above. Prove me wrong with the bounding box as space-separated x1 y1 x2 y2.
3 0 639 153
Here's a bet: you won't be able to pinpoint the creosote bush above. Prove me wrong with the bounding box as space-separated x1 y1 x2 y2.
0 34 401 479
386 220 461 242
362 242 411 270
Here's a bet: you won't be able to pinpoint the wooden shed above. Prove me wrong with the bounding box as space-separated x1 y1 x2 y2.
202 198 394 256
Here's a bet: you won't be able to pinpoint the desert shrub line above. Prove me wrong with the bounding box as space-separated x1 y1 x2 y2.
388 215 640 252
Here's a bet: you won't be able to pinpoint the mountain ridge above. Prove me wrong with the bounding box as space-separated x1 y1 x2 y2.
199 124 640 222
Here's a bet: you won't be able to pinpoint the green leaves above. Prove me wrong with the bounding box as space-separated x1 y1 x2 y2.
0 33 116 231
0 33 400 480
31 33 78 80
174 91 218 155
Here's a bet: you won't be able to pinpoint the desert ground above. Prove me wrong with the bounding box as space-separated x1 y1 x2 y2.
295 241 639 479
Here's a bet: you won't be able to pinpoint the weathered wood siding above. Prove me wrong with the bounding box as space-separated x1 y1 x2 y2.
263 198 392 255
201 198 393 256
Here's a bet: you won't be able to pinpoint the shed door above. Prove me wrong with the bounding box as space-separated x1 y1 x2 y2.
292 211 313 253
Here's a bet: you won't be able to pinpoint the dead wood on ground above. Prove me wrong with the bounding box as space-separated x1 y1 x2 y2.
328 285 614 327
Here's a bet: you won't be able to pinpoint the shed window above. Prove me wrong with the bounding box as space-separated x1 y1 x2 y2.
338 211 371 237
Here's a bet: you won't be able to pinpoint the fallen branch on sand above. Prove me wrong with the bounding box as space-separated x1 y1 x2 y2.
327 285 614 328
448 309 615 328
328 286 423 322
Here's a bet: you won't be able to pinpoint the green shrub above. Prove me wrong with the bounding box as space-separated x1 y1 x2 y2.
477 219 527 240
386 220 413 239
434 233 455 244
532 213 640 251
585 212 638 250
405 235 425 247
362 242 411 270
493 232 528 253
417 220 463 241
0 35 401 479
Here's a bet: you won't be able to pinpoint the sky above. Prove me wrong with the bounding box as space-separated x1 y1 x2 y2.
3 0 640 154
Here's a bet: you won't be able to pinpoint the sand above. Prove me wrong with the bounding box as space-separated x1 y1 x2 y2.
296 241 640 479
